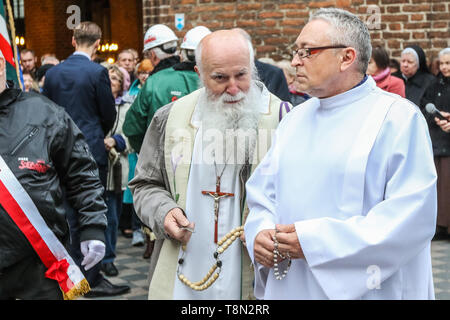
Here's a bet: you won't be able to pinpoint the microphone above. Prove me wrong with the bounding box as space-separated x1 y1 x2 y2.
425 103 447 121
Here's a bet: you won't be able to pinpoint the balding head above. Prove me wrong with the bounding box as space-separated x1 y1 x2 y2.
195 29 254 74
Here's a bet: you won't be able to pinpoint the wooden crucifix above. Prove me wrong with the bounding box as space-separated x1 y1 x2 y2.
201 175 234 243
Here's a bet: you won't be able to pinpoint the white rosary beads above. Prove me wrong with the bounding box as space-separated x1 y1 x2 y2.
273 229 292 280
177 225 244 291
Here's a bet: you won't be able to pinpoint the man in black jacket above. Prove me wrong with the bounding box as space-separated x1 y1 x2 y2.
0 51 107 299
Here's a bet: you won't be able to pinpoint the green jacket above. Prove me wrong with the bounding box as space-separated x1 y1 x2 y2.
123 61 199 152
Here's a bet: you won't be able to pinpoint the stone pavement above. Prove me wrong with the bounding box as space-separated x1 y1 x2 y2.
82 234 450 300
431 238 450 300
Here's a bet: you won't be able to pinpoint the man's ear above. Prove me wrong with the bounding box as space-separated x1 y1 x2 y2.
194 65 200 77
94 39 101 49
0 57 6 77
71 36 77 48
340 47 357 72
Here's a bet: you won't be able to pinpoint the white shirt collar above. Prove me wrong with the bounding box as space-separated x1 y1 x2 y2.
73 51 91 60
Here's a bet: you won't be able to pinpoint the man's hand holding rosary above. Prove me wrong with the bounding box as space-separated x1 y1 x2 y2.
254 224 305 279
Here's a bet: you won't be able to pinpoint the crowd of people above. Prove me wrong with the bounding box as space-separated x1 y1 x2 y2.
0 6 449 300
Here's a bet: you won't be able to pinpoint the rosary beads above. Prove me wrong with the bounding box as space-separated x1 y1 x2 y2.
177 225 244 291
273 229 292 280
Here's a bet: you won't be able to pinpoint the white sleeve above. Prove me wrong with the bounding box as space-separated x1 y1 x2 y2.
244 130 281 299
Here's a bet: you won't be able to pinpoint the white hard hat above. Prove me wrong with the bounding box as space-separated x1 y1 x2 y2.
180 26 211 51
143 24 178 52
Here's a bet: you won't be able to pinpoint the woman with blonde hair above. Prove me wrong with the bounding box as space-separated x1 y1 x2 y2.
100 64 132 276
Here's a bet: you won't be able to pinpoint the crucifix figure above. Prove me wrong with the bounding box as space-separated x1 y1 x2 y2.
201 175 234 243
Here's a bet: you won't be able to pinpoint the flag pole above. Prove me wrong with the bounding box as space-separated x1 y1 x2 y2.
5 0 22 89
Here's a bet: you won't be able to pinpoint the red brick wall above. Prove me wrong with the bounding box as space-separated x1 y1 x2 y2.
24 0 74 63
142 0 450 62
110 0 144 56
24 0 144 64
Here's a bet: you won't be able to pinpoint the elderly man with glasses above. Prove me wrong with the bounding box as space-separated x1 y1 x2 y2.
244 8 437 300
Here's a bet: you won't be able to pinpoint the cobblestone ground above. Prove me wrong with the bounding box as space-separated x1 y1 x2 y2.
82 234 450 300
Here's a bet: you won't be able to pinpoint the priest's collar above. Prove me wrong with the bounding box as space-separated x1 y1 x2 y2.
190 80 270 128
319 75 374 110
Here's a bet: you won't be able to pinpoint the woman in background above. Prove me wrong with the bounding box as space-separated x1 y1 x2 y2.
367 45 405 97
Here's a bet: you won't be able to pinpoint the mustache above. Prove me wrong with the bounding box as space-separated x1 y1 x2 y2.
221 91 246 104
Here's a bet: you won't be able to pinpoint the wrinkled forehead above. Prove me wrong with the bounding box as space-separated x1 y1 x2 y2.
21 52 35 60
119 52 134 61
401 52 418 63
295 19 332 47
440 54 450 63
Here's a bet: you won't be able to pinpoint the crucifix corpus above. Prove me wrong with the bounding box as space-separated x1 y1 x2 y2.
201 175 234 243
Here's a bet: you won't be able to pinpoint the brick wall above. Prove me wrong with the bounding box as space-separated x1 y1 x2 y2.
142 0 450 63
24 0 144 64
24 0 74 63
110 0 144 55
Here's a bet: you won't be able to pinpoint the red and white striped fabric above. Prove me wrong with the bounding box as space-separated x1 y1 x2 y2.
0 13 14 67
0 155 89 300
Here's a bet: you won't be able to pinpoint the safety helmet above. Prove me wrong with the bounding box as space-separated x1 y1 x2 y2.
143 24 178 52
180 26 211 50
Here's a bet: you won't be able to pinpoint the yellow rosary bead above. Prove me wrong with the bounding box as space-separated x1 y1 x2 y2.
177 225 244 291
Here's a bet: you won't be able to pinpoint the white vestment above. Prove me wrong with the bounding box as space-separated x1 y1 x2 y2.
173 87 271 299
244 77 437 300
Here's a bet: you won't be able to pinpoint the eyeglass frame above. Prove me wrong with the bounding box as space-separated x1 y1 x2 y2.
292 45 348 60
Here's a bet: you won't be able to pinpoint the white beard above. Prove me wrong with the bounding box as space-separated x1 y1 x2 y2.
194 82 262 166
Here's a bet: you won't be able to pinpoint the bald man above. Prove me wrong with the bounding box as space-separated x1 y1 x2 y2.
129 29 292 300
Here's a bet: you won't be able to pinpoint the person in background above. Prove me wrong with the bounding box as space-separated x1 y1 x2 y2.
22 72 39 93
101 65 132 277
367 45 405 97
429 56 441 77
117 49 138 84
40 54 60 66
277 59 310 106
20 49 38 79
389 58 401 78
421 48 450 240
254 58 291 102
123 26 211 255
128 48 140 68
126 59 153 98
120 58 154 252
123 24 180 153
43 21 129 297
35 64 55 92
400 45 435 106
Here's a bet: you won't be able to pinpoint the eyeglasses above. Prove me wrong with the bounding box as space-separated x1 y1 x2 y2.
292 45 347 59
110 75 123 83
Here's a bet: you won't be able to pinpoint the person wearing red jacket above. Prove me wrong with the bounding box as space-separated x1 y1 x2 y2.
367 45 405 97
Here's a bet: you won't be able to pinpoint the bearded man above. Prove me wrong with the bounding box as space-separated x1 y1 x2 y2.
129 29 292 300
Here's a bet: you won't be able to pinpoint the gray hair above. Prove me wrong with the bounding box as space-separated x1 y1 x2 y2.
401 47 420 67
195 30 257 79
148 40 177 60
310 8 372 74
439 48 450 58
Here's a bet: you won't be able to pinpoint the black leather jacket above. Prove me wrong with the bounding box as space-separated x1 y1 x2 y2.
0 88 107 270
